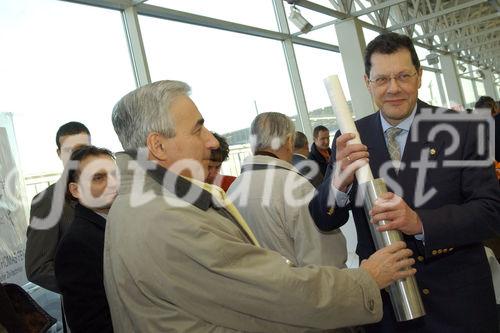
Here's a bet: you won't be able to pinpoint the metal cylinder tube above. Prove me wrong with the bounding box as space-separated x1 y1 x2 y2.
361 178 426 321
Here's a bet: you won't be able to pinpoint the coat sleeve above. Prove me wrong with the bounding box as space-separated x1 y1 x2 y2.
309 130 351 232
25 187 61 293
140 208 382 332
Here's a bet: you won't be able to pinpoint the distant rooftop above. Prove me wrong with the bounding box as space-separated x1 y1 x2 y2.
224 102 354 146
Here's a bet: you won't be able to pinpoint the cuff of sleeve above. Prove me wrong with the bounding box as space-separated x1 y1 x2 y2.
333 184 352 208
349 267 383 319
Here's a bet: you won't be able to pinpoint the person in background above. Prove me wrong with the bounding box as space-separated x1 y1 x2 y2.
228 112 348 270
205 132 236 191
308 125 331 177
55 146 117 333
309 32 500 332
475 95 499 117
25 121 91 293
474 95 499 168
292 131 323 188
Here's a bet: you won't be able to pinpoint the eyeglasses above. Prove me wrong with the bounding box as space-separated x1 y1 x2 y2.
368 71 418 87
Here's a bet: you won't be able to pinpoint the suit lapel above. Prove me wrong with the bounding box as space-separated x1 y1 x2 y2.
397 101 446 207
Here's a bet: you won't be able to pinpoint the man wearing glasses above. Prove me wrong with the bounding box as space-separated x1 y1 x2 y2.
310 32 500 332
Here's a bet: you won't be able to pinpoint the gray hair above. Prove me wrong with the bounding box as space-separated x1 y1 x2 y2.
111 80 191 150
250 112 295 153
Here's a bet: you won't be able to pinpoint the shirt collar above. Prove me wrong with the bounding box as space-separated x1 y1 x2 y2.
379 103 417 133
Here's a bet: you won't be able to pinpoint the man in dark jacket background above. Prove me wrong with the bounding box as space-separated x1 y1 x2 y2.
308 125 331 177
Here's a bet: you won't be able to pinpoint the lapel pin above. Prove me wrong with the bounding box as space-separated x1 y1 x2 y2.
429 148 437 156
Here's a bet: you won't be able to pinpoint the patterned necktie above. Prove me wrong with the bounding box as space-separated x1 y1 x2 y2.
386 127 403 169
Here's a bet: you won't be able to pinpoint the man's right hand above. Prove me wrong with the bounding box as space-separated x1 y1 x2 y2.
360 241 416 289
332 133 369 192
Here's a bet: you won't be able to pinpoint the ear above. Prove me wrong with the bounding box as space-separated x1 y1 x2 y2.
57 148 62 159
363 74 370 89
286 135 294 152
147 132 168 161
417 67 423 89
68 182 80 200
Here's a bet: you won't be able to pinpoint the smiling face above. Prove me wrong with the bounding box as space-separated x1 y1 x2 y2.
154 95 219 181
364 48 422 126
314 130 330 151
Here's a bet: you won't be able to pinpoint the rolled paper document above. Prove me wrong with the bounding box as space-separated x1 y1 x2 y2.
323 74 426 321
323 75 374 184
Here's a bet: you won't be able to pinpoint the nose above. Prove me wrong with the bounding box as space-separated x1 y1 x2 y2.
107 172 119 190
386 76 402 94
205 130 220 150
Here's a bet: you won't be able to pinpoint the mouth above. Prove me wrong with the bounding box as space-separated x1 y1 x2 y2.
385 99 406 105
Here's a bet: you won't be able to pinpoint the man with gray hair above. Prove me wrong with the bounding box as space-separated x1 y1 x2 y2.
228 112 346 268
104 80 416 332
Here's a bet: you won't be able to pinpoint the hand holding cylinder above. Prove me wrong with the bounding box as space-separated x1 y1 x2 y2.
332 132 370 192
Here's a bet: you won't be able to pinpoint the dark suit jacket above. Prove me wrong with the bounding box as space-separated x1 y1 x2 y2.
292 153 323 188
309 100 500 332
308 143 331 177
54 204 113 333
25 180 75 292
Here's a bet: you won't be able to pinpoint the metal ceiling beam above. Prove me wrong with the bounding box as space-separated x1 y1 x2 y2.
413 12 500 40
61 0 132 10
139 3 341 52
291 0 349 19
434 27 500 47
389 0 487 31
350 0 406 17
289 0 385 36
452 37 500 53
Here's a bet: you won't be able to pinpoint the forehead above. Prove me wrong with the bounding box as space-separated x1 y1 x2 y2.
78 154 115 173
369 48 414 75
169 95 202 133
317 130 329 138
59 133 90 149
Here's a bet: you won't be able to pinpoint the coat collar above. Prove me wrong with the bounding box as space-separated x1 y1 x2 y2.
75 203 107 230
121 150 214 212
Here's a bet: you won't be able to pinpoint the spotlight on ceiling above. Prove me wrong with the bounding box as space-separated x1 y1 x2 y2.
288 5 313 33
425 53 440 65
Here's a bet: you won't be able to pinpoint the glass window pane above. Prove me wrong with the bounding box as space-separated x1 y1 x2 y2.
363 27 379 45
0 0 136 177
294 45 351 133
460 78 476 108
146 0 278 31
139 15 297 143
476 80 486 97
419 70 445 107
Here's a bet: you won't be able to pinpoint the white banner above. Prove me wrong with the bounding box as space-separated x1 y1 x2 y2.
0 113 28 285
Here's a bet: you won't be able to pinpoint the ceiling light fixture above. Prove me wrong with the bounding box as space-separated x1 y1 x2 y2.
288 5 313 33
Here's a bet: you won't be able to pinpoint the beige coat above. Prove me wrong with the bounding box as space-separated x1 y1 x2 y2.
228 155 347 269
103 152 382 332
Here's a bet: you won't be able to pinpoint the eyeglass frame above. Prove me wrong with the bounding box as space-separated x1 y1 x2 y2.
367 71 419 88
